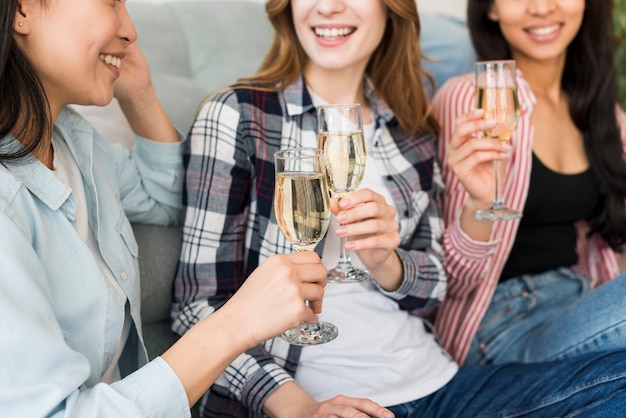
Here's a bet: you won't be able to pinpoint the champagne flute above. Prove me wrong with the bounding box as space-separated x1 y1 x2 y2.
317 104 371 283
475 60 522 221
274 147 338 345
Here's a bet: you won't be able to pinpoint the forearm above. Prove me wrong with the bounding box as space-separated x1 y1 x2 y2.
117 88 179 144
161 306 252 407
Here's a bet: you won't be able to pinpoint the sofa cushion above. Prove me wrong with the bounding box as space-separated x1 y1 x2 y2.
133 223 182 324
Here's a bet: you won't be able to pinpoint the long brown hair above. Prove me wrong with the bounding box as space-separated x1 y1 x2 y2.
239 0 438 136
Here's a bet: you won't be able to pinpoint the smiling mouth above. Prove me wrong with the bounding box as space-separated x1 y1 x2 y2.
313 27 356 40
525 24 561 36
99 54 121 69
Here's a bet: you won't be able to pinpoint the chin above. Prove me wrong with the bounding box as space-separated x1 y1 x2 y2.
87 94 114 108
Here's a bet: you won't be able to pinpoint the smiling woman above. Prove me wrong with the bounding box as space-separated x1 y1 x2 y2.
0 0 330 416
433 0 626 370
171 0 626 417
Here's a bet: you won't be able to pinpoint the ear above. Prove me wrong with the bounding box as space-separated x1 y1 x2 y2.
14 0 31 35
487 3 499 22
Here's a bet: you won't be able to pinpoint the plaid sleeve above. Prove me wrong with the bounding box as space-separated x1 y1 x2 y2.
172 90 249 334
372 126 447 316
171 90 294 413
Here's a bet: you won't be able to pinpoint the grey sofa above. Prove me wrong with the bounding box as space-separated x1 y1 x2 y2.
74 0 477 364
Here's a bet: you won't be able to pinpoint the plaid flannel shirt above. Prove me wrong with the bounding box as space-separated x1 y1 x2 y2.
172 77 447 417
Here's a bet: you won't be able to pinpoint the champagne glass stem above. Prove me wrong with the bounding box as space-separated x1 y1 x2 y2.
335 196 354 269
492 159 504 209
337 235 353 268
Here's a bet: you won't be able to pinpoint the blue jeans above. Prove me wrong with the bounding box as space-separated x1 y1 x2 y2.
387 350 626 417
465 268 626 365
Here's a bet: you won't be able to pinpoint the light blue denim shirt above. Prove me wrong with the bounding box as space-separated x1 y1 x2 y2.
0 108 190 417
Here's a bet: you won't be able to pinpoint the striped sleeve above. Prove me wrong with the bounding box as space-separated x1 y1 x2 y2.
432 75 501 298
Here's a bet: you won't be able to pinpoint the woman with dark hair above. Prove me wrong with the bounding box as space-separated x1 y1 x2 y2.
0 0 330 416
173 0 626 417
433 0 626 366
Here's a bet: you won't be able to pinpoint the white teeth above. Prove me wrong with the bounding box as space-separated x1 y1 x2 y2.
527 24 560 36
314 27 354 40
99 54 121 69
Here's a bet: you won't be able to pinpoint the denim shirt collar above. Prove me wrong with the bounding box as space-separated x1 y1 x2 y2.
1 107 94 219
283 75 396 127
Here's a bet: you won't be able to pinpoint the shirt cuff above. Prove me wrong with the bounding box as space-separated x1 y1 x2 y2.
114 357 190 418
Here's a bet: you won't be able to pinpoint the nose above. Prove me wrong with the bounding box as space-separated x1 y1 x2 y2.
316 0 346 16
117 1 138 45
527 0 556 15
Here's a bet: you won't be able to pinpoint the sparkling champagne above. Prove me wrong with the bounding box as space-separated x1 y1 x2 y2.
274 172 331 252
318 131 366 198
476 86 520 141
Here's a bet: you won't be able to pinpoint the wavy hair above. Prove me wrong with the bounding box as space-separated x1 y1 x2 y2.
239 0 438 135
468 0 626 250
0 0 51 163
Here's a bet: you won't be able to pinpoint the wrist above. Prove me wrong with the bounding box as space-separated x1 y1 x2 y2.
263 382 316 418
206 305 257 354
370 250 403 292
464 197 491 213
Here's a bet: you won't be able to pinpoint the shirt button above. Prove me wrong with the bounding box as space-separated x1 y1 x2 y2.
522 290 529 297
120 271 127 281
479 343 486 351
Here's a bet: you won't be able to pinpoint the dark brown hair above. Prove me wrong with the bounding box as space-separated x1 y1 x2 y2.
0 0 51 163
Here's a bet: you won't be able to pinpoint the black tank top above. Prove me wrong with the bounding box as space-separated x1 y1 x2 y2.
500 153 599 281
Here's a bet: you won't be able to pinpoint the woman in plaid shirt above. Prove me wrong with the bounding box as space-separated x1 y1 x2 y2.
173 0 626 417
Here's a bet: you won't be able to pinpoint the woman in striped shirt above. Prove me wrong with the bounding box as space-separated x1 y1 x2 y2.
433 0 626 366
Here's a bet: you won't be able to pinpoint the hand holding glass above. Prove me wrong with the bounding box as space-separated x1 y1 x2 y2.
475 60 522 221
274 148 338 345
317 104 371 283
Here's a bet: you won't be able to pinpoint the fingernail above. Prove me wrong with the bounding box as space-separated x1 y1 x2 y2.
383 412 395 418
345 242 356 250
472 109 484 116
484 118 497 125
339 198 351 208
336 226 347 235
337 213 347 223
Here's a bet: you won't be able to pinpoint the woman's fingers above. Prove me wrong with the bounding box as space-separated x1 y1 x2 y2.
230 253 328 343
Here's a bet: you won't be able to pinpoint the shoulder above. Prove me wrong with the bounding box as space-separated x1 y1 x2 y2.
197 83 283 122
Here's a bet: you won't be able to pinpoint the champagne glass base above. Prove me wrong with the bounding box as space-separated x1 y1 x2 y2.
327 264 371 284
475 206 522 221
281 321 338 345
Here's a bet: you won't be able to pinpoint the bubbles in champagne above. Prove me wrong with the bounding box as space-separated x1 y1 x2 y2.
274 172 331 252
318 131 366 196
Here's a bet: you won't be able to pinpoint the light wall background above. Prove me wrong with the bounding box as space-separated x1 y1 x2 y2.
137 0 468 21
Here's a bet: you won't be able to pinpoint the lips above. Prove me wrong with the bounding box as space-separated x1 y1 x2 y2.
525 23 561 36
313 26 356 40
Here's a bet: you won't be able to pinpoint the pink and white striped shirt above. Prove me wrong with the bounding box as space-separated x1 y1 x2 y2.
432 71 626 363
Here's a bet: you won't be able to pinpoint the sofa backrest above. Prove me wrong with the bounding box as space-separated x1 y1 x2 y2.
73 0 474 148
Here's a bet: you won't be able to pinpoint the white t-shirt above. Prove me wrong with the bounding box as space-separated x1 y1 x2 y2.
296 92 457 406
